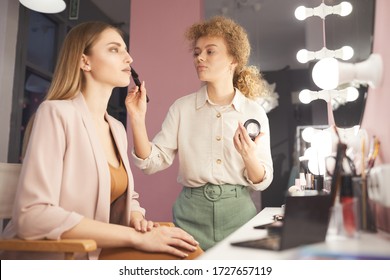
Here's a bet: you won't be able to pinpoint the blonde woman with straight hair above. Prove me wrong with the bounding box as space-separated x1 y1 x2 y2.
3 21 200 260
127 16 273 250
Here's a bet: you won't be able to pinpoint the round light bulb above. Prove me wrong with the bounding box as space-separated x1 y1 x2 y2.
346 87 359 102
312 57 339 90
308 157 325 175
295 6 307 20
296 49 309 63
307 130 332 175
312 130 333 158
340 1 353 16
302 127 315 143
303 147 314 159
299 89 312 104
341 46 354 60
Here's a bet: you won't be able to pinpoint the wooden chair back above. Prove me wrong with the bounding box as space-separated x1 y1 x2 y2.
0 162 97 259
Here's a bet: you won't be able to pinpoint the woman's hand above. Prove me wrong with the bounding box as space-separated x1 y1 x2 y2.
130 211 156 233
125 81 147 120
133 226 199 258
125 80 152 159
233 122 262 159
233 122 266 184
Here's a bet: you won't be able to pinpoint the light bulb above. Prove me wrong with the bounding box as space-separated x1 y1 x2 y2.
341 46 354 60
312 57 339 90
346 87 359 102
339 1 353 16
299 89 312 104
302 127 315 143
296 49 309 63
313 54 383 90
294 6 307 20
307 130 332 175
303 147 314 159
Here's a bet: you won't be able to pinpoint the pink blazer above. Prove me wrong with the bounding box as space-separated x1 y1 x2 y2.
3 93 145 259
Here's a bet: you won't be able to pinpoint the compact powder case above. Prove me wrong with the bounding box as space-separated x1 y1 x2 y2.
244 119 261 141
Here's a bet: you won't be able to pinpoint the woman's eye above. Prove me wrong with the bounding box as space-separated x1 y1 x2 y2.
193 52 200 57
207 50 215 55
110 48 119 53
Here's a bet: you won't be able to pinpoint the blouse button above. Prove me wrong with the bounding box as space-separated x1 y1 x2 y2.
216 112 221 118
216 136 221 141
216 159 222 164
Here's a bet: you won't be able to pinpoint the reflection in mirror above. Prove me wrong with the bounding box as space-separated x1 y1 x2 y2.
204 0 375 207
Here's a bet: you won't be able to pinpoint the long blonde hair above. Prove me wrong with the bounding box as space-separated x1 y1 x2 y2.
185 16 268 99
46 21 122 100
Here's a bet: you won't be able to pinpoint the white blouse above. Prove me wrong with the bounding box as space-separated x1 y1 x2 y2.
132 85 273 191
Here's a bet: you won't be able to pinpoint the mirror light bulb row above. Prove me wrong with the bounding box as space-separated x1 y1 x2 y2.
296 46 354 64
298 87 359 104
295 1 353 20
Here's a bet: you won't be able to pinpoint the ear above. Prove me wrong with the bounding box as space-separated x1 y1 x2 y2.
230 60 238 73
229 56 238 68
80 54 90 71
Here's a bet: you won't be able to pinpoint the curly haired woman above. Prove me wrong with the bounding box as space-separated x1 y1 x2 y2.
126 16 273 250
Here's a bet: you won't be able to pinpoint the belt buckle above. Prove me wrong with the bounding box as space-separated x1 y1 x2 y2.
203 184 223 201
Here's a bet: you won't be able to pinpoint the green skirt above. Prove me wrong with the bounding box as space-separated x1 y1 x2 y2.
173 183 257 251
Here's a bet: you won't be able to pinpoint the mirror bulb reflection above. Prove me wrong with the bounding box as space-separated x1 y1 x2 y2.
296 46 354 64
295 1 352 20
301 130 332 175
301 127 315 143
312 54 383 90
312 57 339 90
298 87 359 105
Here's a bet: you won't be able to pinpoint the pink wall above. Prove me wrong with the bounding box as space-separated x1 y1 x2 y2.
361 0 390 165
128 0 203 221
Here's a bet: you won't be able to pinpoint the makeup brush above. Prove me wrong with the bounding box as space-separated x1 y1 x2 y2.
131 68 149 103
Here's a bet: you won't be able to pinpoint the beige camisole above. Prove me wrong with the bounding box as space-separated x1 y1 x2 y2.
109 158 128 203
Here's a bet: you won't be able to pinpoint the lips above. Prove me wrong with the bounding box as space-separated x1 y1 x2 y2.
122 68 131 75
197 65 207 71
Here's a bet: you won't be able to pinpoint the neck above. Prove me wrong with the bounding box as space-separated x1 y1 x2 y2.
82 86 113 122
206 82 235 105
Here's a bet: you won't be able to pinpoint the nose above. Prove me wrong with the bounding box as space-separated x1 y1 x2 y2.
125 51 133 64
197 53 205 62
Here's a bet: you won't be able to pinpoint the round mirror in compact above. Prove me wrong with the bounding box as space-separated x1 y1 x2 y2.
244 119 261 141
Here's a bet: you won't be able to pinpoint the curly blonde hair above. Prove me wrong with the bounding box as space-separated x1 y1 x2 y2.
185 16 268 99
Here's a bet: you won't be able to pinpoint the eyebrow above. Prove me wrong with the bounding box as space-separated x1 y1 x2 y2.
107 42 127 51
194 44 218 50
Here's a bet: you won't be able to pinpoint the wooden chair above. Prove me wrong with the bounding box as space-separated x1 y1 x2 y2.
0 162 97 260
0 162 203 260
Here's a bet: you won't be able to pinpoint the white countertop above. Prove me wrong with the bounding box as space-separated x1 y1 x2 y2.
198 207 390 260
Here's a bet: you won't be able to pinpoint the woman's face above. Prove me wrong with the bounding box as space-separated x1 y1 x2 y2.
83 28 133 88
193 36 236 83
